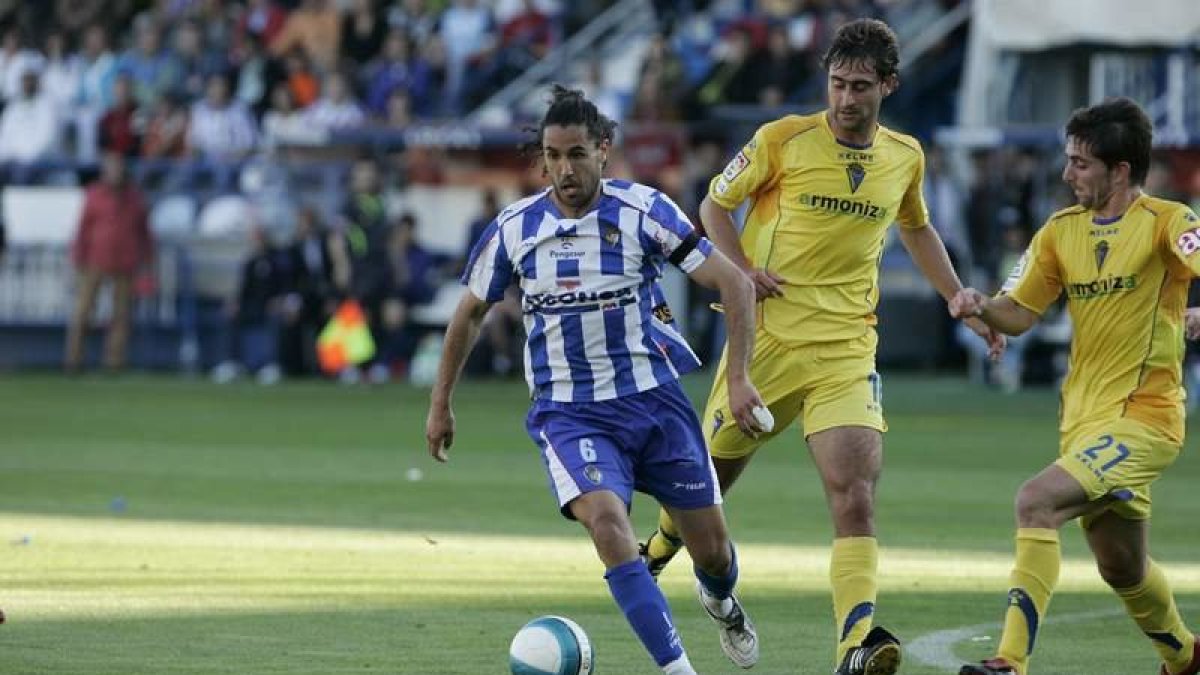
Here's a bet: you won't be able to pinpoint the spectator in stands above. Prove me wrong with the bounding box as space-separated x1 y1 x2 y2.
438 0 496 114
628 70 673 123
681 24 758 119
232 34 271 113
74 25 117 162
956 224 1035 393
388 0 438 46
279 205 336 376
117 16 181 108
141 90 189 159
261 82 308 147
282 48 320 108
97 72 140 157
303 70 366 131
41 31 82 125
923 146 970 271
462 187 500 265
636 31 685 114
462 188 523 377
747 23 810 106
966 149 1003 283
0 68 62 180
328 157 393 382
270 0 342 74
54 0 113 37
494 0 554 84
171 19 227 103
383 88 414 127
210 224 288 385
237 0 288 50
0 26 43 103
364 29 430 118
64 151 153 374
188 72 258 160
342 0 387 66
373 211 440 380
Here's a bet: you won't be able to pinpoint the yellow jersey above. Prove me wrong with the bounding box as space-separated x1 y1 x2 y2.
1004 194 1200 443
708 110 929 344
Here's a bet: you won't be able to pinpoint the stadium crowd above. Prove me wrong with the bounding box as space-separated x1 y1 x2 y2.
3 0 1199 387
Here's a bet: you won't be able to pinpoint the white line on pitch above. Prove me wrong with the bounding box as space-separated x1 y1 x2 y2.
908 605 1198 671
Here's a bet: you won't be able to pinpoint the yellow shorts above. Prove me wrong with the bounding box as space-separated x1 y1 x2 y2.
703 329 886 460
1057 418 1180 527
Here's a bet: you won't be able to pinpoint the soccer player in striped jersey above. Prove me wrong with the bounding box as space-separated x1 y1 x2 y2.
425 85 769 674
641 18 1004 675
953 98 1200 675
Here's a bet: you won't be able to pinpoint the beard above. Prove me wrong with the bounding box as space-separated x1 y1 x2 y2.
555 180 595 208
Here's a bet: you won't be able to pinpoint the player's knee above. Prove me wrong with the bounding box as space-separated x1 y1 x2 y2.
689 538 732 577
1014 482 1057 528
577 507 631 544
829 480 875 530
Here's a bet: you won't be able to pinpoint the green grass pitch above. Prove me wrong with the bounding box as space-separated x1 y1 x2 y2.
1 372 1197 673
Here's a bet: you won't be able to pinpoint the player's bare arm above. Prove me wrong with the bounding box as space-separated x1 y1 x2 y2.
898 226 1006 359
688 247 768 436
949 289 1037 337
426 291 493 462
699 194 785 300
896 225 963 300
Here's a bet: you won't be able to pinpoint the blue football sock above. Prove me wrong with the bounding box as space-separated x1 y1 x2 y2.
694 542 739 600
605 558 685 667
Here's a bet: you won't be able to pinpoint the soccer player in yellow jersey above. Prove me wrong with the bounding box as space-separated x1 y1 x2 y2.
640 18 1003 675
953 98 1200 675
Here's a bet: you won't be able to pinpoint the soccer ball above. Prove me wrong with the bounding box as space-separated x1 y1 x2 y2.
508 615 594 675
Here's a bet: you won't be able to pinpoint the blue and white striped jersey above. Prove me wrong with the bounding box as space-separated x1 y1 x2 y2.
463 179 714 403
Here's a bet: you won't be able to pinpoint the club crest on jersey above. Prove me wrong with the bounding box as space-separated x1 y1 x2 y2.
1094 240 1110 272
846 162 866 193
584 464 603 485
602 226 621 246
722 151 750 182
711 409 725 438
651 302 674 323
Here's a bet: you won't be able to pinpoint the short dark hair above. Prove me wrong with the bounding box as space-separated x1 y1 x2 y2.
1065 97 1153 186
528 84 617 153
820 18 900 80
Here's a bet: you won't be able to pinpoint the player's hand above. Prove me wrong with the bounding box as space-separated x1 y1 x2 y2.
746 267 786 300
948 287 987 319
425 404 455 462
1186 307 1200 340
964 316 1007 362
728 376 770 437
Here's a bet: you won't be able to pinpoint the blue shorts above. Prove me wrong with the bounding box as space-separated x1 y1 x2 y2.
526 380 722 519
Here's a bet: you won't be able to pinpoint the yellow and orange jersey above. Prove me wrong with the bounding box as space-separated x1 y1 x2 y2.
1003 194 1200 443
708 110 929 345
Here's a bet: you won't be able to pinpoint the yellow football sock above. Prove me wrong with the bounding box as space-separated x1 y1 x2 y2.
1114 559 1196 674
831 536 878 665
996 528 1060 675
646 508 683 561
